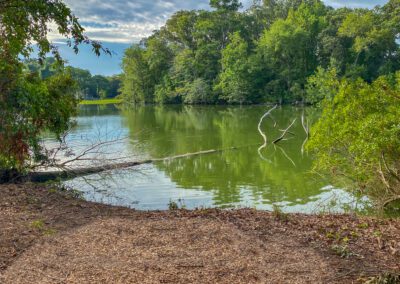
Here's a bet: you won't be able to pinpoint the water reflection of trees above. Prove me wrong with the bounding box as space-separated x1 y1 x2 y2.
78 104 121 117
122 105 326 206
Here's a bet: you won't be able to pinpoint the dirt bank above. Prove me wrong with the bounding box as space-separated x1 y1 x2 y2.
0 183 399 283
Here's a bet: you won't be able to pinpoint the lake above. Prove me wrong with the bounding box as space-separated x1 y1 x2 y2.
60 104 369 213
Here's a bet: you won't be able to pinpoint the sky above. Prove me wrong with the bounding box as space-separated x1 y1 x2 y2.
50 0 389 76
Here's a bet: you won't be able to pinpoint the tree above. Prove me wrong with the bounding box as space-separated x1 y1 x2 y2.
383 0 400 39
88 75 109 99
315 7 353 73
0 0 108 175
305 67 339 104
161 11 198 49
257 2 327 103
25 57 59 79
215 32 254 104
155 49 197 104
338 9 400 81
210 0 242 12
0 71 78 174
65 66 93 98
0 0 107 62
145 35 174 88
119 0 399 106
307 72 400 207
184 78 214 104
120 45 153 103
107 75 122 98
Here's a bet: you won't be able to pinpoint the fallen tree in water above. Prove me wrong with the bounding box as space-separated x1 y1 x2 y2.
28 147 240 182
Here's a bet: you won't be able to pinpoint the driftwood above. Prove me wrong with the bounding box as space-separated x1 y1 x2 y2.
272 118 297 144
257 105 277 162
301 112 310 139
257 105 278 145
301 112 310 155
28 147 239 182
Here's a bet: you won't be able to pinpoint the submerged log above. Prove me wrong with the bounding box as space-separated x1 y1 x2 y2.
28 148 238 182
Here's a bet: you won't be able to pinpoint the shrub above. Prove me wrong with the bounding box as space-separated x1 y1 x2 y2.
307 72 400 208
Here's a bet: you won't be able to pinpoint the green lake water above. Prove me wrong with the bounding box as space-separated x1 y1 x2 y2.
63 104 370 213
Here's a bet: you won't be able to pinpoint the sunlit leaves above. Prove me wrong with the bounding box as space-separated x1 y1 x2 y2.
307 72 400 204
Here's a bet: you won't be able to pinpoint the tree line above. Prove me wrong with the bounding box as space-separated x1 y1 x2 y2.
120 0 400 105
25 58 121 100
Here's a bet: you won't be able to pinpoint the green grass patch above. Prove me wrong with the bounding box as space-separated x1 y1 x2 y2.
79 99 123 105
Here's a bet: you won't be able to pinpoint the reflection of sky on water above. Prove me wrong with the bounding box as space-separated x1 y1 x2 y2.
66 165 370 213
65 164 215 210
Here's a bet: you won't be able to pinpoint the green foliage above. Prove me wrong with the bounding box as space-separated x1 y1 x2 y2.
31 220 45 230
162 11 198 49
0 70 78 171
30 219 57 236
257 1 328 103
168 199 186 210
307 72 400 206
272 204 289 222
337 8 400 80
216 32 255 104
0 0 108 61
210 0 242 11
0 0 108 175
120 45 154 103
364 273 400 284
330 244 353 258
118 0 400 105
25 57 60 79
24 62 123 100
305 67 339 104
184 78 214 104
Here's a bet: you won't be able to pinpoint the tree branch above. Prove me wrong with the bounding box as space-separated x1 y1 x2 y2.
273 118 297 144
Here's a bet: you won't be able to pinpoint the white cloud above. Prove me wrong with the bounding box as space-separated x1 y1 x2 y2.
324 0 387 8
48 0 388 44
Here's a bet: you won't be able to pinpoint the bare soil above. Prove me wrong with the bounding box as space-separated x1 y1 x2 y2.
0 183 399 283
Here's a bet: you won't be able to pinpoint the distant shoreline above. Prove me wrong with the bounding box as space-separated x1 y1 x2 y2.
79 99 123 105
78 100 308 107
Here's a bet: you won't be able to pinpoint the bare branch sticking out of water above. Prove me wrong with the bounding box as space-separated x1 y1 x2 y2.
273 118 297 144
301 112 310 155
258 105 278 146
257 105 278 162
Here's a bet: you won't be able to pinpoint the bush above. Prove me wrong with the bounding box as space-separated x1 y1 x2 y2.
0 69 77 173
307 72 400 207
305 67 340 105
